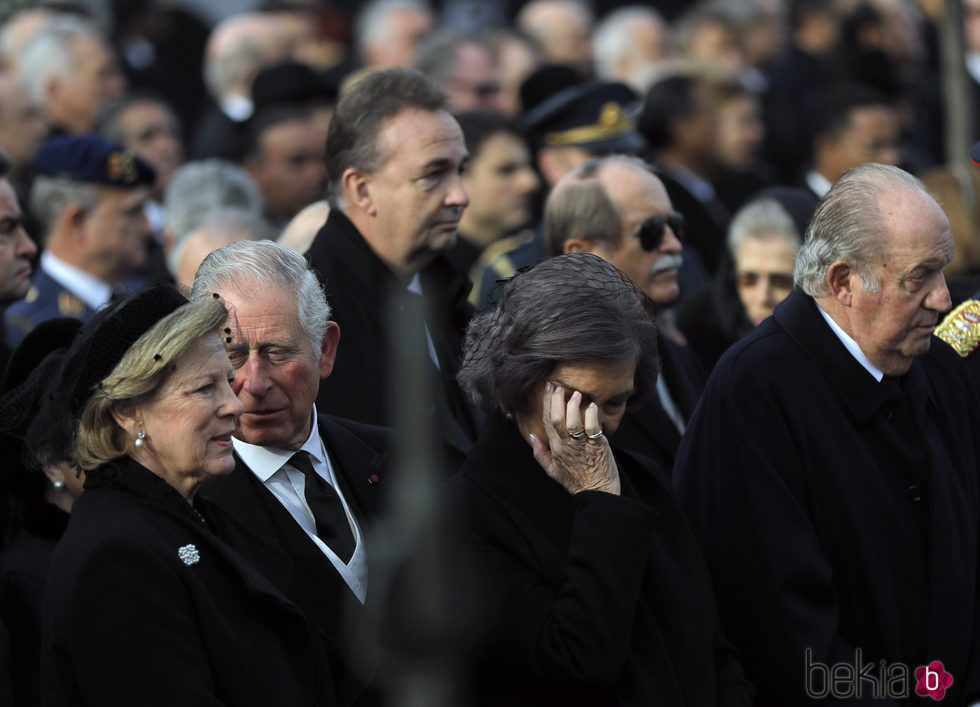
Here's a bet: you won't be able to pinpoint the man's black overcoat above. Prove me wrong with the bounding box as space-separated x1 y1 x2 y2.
674 288 980 705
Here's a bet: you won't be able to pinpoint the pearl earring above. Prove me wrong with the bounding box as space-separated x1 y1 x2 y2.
53 480 65 490
134 429 146 448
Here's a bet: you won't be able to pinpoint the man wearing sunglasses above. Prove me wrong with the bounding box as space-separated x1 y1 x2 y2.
543 154 705 476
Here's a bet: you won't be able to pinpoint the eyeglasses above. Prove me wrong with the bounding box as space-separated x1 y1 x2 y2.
735 271 795 292
637 213 685 252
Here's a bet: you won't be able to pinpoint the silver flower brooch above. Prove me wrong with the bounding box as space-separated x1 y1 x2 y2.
177 544 200 566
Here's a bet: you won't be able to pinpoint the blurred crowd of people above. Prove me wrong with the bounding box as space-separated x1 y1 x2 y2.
0 0 979 705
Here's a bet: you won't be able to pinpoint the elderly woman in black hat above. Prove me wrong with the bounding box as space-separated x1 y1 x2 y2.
447 253 753 705
18 286 323 706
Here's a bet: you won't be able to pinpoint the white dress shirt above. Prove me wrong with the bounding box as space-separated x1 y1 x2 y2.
816 303 884 382
41 251 112 311
233 410 368 603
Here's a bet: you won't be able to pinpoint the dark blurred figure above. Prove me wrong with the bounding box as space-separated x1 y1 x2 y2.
190 12 290 161
414 31 505 114
108 0 209 140
800 84 900 200
0 318 82 707
710 73 775 214
243 105 327 230
762 0 841 184
0 149 38 372
515 0 594 80
0 70 48 212
638 71 728 287
451 111 540 293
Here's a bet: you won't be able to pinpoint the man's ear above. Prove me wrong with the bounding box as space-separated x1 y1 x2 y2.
342 168 375 216
826 260 854 306
318 321 341 379
564 238 606 257
64 202 88 235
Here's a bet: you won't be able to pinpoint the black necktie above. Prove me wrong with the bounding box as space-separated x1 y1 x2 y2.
289 452 354 562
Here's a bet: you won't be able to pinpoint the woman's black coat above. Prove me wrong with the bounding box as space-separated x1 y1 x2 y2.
444 414 754 706
42 457 326 707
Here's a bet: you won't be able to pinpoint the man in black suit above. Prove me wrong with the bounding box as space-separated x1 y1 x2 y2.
190 239 392 705
544 154 704 475
306 67 478 473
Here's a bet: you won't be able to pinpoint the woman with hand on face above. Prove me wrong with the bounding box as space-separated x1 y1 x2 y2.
447 253 754 706
28 286 325 707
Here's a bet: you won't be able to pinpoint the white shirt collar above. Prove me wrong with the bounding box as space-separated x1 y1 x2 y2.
232 409 322 479
806 169 833 199
816 303 884 382
220 94 253 122
41 251 112 311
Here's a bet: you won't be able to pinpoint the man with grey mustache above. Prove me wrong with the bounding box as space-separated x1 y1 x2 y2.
543 154 705 475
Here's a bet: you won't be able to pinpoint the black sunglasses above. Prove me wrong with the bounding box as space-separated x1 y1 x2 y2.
637 213 685 252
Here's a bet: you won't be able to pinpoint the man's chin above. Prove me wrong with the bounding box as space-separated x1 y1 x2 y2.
644 282 680 308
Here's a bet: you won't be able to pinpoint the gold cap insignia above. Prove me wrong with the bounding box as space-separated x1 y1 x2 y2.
107 151 138 184
545 102 634 147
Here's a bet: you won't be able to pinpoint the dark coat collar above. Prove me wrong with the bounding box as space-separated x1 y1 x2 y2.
771 288 932 425
310 209 471 315
463 415 659 536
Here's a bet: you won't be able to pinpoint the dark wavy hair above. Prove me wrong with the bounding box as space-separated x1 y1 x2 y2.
458 252 660 417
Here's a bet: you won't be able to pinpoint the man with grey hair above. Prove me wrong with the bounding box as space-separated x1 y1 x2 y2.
413 31 503 113
516 0 594 79
674 163 980 705
162 158 266 273
16 14 125 135
5 134 154 347
306 67 477 472
191 239 393 705
544 154 703 475
355 0 434 70
171 208 273 291
190 11 290 160
592 5 673 94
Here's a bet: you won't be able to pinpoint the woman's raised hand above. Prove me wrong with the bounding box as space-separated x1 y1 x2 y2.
529 382 620 496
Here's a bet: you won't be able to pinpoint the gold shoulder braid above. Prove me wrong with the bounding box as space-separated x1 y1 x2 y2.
935 299 980 357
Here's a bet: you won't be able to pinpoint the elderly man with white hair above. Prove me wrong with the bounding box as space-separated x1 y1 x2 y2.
592 5 673 94
190 12 290 160
16 14 125 135
355 0 434 70
675 163 980 705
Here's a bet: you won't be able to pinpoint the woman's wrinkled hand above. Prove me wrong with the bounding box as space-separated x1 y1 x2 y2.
529 382 620 496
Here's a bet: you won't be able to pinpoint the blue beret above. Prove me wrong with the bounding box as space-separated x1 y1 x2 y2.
34 134 156 188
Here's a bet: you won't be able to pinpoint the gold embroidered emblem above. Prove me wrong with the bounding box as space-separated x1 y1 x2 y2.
57 291 85 317
107 151 137 184
935 299 980 357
